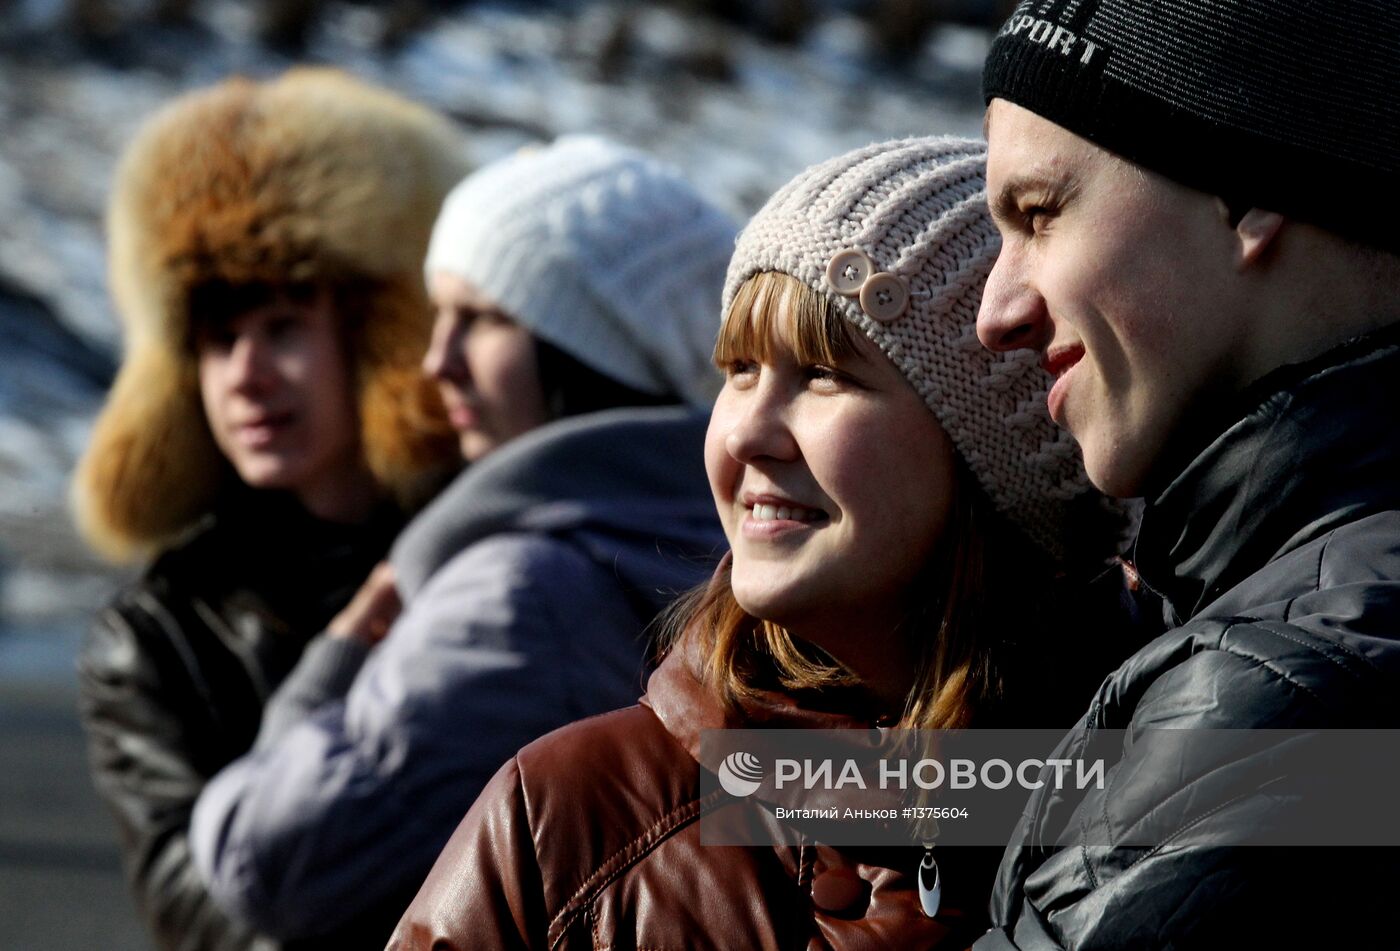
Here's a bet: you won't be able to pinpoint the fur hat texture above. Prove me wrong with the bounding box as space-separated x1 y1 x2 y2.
73 68 469 563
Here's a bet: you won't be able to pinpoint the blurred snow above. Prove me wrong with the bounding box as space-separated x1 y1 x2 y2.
0 0 990 679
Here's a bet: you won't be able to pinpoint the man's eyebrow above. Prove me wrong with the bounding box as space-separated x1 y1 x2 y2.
987 174 1034 222
988 172 1063 223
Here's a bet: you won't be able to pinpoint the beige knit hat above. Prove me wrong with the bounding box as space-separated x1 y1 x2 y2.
724 136 1109 564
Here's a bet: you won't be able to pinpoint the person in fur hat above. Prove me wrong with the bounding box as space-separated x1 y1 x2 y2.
73 68 465 951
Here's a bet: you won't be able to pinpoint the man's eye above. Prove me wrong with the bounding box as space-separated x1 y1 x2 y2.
265 314 304 340
202 329 236 352
1023 204 1054 234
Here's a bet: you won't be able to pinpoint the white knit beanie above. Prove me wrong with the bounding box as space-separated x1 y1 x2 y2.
425 135 738 408
725 136 1106 563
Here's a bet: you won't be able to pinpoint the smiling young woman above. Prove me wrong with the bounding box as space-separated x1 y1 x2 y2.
693 269 1005 729
389 136 1140 951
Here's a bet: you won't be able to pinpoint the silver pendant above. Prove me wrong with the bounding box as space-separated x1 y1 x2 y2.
918 847 941 918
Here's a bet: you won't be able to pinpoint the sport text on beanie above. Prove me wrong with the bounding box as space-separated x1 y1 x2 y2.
983 0 1400 251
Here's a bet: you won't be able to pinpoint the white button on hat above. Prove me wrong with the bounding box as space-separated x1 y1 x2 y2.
825 248 873 297
860 272 909 322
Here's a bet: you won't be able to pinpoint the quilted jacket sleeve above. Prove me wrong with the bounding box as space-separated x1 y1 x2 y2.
978 620 1398 950
189 533 642 940
77 596 274 951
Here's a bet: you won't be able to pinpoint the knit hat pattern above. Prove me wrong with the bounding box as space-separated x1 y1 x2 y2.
724 136 1101 564
983 0 1400 250
425 136 738 408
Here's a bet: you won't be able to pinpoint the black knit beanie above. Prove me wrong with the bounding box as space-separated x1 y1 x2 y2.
983 0 1400 251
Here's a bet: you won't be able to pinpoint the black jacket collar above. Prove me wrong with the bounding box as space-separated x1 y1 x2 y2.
1134 324 1400 624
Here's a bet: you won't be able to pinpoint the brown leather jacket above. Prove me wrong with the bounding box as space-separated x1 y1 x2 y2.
388 638 999 950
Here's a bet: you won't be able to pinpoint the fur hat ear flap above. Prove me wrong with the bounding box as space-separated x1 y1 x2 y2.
71 349 226 563
360 364 459 512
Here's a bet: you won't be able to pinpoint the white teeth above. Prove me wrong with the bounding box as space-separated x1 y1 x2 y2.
750 503 821 522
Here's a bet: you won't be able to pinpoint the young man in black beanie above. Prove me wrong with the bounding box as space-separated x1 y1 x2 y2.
975 1 1400 947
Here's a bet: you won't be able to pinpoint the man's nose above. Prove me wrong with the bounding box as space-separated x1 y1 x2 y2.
229 334 277 393
977 250 1051 354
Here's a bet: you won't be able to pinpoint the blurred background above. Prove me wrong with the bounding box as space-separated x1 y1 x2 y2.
0 0 996 946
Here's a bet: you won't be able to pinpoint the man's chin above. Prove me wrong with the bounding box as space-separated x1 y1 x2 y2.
1084 440 1151 501
232 461 298 493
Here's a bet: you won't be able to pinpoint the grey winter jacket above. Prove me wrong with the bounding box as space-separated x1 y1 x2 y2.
976 331 1400 950
189 406 723 945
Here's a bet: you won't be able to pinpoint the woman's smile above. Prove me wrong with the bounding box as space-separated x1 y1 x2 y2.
740 491 829 539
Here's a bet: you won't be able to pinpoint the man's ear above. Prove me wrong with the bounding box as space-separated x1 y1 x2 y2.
1220 201 1286 269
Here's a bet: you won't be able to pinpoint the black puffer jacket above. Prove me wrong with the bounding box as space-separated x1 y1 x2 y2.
978 331 1400 950
77 490 402 951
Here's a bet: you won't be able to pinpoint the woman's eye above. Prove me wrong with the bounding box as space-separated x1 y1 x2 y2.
476 310 514 329
461 308 515 334
725 359 759 378
805 364 842 384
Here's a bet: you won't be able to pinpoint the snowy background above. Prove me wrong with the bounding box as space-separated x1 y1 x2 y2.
0 1 991 945
0 0 993 682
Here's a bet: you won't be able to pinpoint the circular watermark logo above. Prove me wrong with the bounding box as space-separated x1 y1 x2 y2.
717 751 764 797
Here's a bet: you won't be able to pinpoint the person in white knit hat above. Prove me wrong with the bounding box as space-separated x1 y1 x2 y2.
390 136 1144 951
422 134 736 456
187 136 736 948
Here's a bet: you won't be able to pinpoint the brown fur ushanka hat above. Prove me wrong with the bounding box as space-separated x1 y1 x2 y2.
73 68 469 563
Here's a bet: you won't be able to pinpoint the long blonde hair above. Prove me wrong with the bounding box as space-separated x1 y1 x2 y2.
665 271 1049 729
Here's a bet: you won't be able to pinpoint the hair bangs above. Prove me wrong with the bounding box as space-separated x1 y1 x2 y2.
715 271 859 369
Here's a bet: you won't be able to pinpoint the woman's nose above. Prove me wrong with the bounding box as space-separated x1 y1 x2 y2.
422 311 467 383
723 381 799 465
